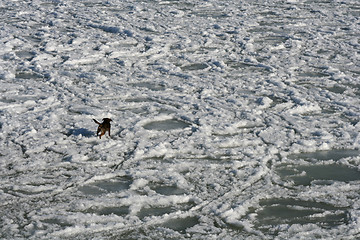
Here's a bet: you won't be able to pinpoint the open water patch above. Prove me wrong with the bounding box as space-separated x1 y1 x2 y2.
125 97 156 103
79 177 132 196
181 63 209 71
277 149 360 186
325 85 347 94
85 206 129 216
131 82 166 91
276 163 360 186
161 216 199 233
138 201 194 220
225 61 272 72
42 218 72 228
288 149 360 161
143 119 191 131
15 50 36 60
15 71 45 80
138 207 175 219
152 185 187 196
252 198 349 234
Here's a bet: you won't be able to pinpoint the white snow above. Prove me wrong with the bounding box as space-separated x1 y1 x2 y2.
1 0 360 239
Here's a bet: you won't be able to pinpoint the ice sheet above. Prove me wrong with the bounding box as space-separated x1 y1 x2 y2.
1 0 360 239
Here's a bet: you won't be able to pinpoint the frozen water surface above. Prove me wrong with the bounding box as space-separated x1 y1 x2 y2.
1 0 360 239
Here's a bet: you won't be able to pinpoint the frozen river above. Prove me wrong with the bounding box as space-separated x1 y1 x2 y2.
1 0 360 239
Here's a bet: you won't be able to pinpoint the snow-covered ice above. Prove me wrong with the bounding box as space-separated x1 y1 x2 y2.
1 0 360 239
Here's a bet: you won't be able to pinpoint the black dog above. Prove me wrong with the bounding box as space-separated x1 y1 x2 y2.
93 118 112 139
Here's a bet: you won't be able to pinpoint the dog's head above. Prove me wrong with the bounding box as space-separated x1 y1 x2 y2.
102 118 112 123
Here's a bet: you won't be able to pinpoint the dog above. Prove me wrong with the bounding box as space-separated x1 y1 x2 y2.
93 118 112 139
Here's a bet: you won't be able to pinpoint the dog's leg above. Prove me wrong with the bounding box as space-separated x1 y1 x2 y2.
100 131 105 139
96 127 101 138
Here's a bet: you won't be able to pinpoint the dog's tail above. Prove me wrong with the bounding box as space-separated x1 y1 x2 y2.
93 119 101 125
